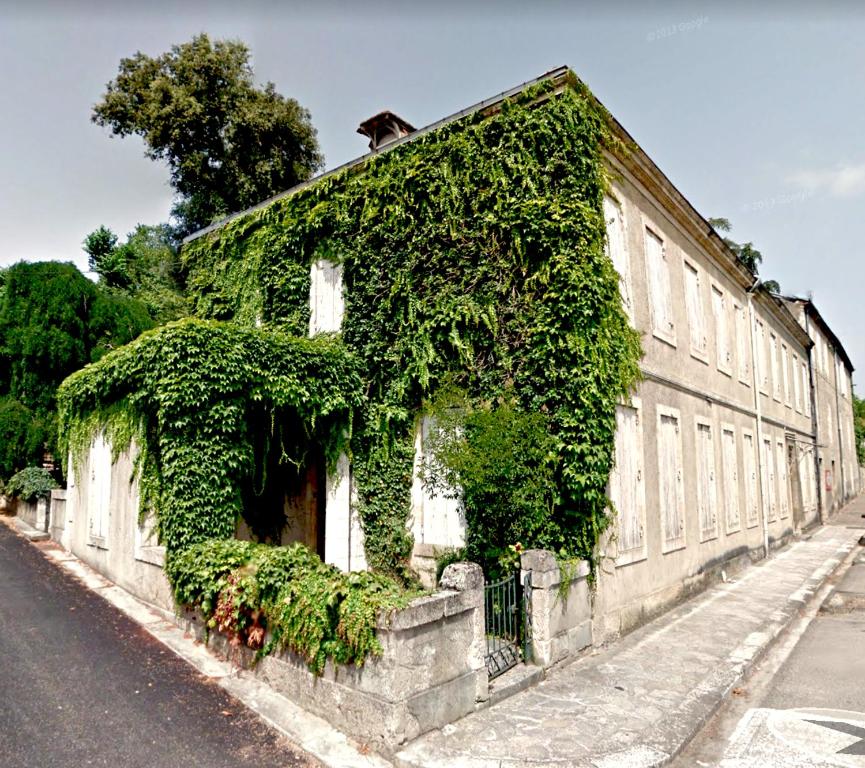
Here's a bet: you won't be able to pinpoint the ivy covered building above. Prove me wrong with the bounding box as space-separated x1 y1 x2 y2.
56 66 858 646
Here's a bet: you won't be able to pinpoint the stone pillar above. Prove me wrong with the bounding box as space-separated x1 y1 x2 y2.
520 549 593 668
440 562 489 704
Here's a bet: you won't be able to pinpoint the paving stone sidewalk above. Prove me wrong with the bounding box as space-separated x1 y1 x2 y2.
397 507 865 768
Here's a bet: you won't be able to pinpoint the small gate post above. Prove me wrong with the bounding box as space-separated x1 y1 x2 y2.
440 562 489 704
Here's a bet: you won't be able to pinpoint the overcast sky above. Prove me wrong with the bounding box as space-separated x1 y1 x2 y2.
2 1 863 382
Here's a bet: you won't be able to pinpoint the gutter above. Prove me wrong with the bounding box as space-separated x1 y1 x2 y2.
804 313 824 524
746 277 770 559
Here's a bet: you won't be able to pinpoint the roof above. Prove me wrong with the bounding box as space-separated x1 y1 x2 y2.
782 296 854 372
179 66 821 355
184 66 573 243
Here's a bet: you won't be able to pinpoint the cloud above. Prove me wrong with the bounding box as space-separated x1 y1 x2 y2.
787 162 865 198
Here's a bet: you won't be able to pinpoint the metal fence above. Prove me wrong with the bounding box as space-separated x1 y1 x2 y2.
483 570 532 679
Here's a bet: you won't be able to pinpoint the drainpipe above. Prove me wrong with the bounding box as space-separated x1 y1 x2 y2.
746 280 770 559
804 314 824 524
833 349 847 504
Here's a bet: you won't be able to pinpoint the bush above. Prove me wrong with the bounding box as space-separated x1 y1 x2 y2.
6 466 58 503
166 539 418 673
422 394 558 579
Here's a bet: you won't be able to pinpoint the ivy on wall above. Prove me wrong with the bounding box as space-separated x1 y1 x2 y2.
181 75 643 573
57 318 363 554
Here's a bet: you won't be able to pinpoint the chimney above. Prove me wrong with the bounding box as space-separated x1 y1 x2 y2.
357 111 416 151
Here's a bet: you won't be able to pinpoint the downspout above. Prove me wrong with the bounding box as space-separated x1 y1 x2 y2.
747 280 770 558
833 349 847 503
804 313 824 524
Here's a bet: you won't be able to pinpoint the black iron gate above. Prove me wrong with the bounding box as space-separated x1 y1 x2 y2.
484 570 532 679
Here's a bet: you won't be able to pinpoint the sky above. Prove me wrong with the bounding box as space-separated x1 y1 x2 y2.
1 1 864 382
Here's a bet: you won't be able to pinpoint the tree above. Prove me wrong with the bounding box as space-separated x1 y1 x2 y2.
83 223 189 323
708 217 779 292
92 34 323 237
0 262 153 471
853 394 865 465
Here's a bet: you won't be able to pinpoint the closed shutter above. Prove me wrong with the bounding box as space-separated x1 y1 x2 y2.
736 305 751 382
659 409 685 552
611 401 646 563
770 335 780 400
743 432 759 527
646 228 674 341
88 433 112 542
803 363 811 417
777 440 789 519
684 262 706 356
713 287 731 373
604 198 633 322
782 344 791 406
722 426 740 532
793 353 802 412
697 422 718 541
308 259 345 335
763 437 777 522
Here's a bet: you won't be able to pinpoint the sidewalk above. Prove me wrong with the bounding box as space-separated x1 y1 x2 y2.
397 501 865 768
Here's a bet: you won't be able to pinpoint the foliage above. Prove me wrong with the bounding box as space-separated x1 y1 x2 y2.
434 546 467 585
182 77 643 573
708 217 779 291
0 397 50 479
6 466 58 503
422 392 558 577
854 394 865 464
167 538 417 673
92 33 323 237
57 319 363 556
83 224 190 323
0 261 152 468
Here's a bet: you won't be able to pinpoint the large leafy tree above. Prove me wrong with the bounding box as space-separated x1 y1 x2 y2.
0 262 152 471
92 34 323 236
83 223 189 324
709 217 780 293
853 394 865 465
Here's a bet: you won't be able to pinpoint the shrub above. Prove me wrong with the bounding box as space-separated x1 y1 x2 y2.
6 466 59 503
166 539 418 673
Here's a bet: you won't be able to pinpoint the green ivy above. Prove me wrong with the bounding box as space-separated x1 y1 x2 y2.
167 538 416 672
182 76 642 571
57 318 363 555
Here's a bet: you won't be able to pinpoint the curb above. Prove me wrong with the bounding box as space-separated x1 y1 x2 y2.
0 519 394 768
638 534 861 768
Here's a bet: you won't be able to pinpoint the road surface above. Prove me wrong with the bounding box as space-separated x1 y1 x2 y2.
0 520 317 768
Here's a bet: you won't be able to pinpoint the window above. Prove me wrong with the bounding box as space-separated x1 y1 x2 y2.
781 343 791 407
802 362 811 417
777 439 789 520
712 286 731 375
604 197 633 323
735 303 751 384
696 419 718 541
610 399 646 565
793 353 802 412
721 424 740 534
762 436 777 522
756 319 768 394
645 227 675 345
684 260 707 360
657 406 686 553
308 259 344 334
87 433 112 547
799 445 816 513
742 431 759 528
770 333 781 401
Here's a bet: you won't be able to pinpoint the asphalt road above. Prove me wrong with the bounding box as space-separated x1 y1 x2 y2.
0 521 317 768
674 508 865 767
